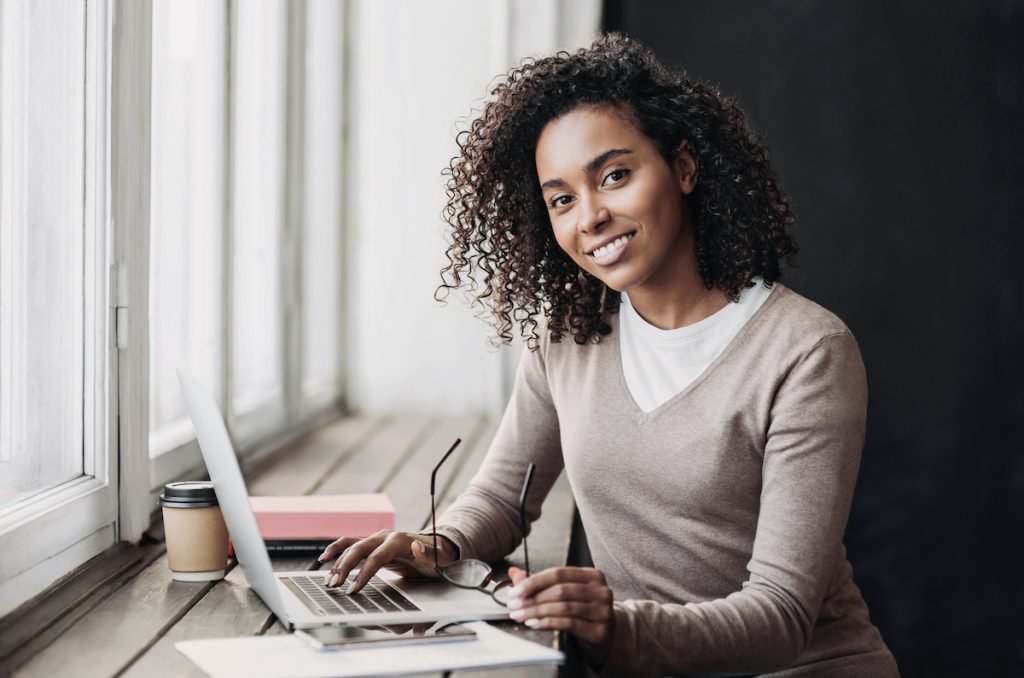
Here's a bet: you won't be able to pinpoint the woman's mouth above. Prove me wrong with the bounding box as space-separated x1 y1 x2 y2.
589 232 635 266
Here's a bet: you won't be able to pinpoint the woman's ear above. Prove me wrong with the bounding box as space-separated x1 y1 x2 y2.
674 141 698 195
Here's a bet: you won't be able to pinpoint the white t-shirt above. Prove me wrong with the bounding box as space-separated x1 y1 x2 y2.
620 279 774 412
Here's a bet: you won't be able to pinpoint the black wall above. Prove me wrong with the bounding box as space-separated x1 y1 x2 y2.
603 2 1024 676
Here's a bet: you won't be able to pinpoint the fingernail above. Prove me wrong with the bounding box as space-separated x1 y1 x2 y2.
345 583 356 594
322 575 330 586
525 618 540 628
329 573 340 587
509 609 524 620
508 585 523 597
317 552 327 562
506 597 522 610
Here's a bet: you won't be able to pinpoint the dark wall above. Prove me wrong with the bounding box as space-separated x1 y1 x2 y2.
603 2 1024 676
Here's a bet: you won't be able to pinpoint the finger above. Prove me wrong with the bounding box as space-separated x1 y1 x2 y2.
521 616 608 645
508 566 528 586
318 536 359 563
508 567 605 599
326 538 379 587
405 540 444 576
348 536 408 593
510 583 612 608
509 599 613 624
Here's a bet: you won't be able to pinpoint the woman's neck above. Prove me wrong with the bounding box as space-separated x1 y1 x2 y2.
624 261 729 330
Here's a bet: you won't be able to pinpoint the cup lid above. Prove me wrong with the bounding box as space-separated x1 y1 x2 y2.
160 481 219 508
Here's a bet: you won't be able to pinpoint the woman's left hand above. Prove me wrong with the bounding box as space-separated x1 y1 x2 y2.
506 566 615 664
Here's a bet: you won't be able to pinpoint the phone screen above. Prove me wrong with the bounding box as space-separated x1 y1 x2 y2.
296 622 477 650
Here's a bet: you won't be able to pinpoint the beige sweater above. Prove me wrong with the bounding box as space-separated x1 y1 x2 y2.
435 284 898 677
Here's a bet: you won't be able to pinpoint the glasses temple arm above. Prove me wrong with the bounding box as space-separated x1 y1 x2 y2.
430 438 462 571
519 463 536 576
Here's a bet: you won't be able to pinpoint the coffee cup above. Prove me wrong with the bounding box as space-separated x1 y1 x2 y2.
160 481 229 582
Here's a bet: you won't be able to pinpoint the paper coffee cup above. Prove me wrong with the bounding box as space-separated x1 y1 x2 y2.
160 481 229 582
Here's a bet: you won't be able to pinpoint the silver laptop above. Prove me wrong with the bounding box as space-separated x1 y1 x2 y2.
178 371 509 631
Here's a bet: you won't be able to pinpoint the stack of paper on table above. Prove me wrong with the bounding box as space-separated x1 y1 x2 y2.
177 622 563 677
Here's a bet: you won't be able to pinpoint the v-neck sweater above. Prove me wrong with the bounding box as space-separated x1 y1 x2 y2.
434 284 898 677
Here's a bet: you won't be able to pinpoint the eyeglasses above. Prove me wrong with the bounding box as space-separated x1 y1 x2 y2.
430 438 535 607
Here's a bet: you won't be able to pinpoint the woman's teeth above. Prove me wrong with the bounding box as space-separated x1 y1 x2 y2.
592 233 633 259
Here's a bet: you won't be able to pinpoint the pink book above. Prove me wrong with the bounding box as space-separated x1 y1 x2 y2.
248 494 394 541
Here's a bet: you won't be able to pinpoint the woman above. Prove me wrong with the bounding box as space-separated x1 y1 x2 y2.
319 34 899 676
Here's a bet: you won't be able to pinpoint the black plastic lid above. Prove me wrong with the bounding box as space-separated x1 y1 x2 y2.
160 481 219 508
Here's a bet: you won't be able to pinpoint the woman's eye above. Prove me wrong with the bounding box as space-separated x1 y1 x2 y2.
603 168 630 185
549 194 574 209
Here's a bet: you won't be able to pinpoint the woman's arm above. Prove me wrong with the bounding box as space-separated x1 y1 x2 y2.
320 342 565 589
511 333 869 676
431 342 566 562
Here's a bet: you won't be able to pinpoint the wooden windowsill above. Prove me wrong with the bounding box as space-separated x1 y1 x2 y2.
0 413 579 677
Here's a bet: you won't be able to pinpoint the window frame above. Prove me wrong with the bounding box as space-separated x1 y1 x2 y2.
0 0 137 618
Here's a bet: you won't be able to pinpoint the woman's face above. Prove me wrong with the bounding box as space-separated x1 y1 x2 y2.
535 105 697 294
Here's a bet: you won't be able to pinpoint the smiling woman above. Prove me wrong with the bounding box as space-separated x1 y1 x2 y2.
321 34 900 677
536 107 707 325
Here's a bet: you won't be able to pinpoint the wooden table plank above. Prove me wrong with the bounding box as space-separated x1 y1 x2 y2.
314 413 434 498
381 414 485 532
248 413 386 496
14 555 213 678
121 565 268 678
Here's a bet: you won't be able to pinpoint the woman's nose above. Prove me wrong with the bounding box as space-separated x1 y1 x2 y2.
577 197 610 233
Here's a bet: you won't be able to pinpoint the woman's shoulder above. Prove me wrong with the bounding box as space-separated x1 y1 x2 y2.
756 283 860 356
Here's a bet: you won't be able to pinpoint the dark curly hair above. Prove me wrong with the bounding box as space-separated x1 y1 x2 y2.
437 33 798 349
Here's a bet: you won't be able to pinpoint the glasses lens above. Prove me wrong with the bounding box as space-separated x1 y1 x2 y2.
441 559 493 587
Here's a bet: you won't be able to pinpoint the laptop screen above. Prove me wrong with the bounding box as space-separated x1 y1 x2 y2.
177 371 291 625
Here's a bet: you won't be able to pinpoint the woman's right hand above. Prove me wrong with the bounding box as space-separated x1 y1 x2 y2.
318 530 458 593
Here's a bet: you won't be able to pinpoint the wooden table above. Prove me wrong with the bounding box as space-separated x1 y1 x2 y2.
1 414 580 677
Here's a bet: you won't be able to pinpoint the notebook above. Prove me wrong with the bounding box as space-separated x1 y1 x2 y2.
178 371 510 630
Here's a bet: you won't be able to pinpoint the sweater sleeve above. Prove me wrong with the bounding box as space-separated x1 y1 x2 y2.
430 342 566 563
602 333 869 677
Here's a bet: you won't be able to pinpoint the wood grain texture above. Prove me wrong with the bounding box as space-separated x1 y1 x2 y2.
379 414 483 531
313 413 433 498
14 555 210 678
426 418 497 528
120 564 266 678
0 541 164 675
247 413 385 496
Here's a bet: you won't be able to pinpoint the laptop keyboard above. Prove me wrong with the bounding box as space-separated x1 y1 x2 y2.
288 574 421 615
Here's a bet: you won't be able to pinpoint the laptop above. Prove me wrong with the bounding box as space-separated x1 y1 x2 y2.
178 371 510 631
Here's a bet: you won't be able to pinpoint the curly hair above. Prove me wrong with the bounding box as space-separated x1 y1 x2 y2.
437 32 798 349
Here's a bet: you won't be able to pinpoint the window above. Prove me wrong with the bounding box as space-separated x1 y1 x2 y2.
0 0 121 617
302 0 345 410
148 0 227 478
148 0 346 490
230 0 288 438
0 0 87 509
1 0 347 617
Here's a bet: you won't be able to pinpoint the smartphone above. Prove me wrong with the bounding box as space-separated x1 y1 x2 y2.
295 622 477 650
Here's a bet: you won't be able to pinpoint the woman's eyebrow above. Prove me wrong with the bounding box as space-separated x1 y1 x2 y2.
540 148 634 192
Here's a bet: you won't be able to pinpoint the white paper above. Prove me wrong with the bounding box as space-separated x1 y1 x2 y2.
176 622 563 677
